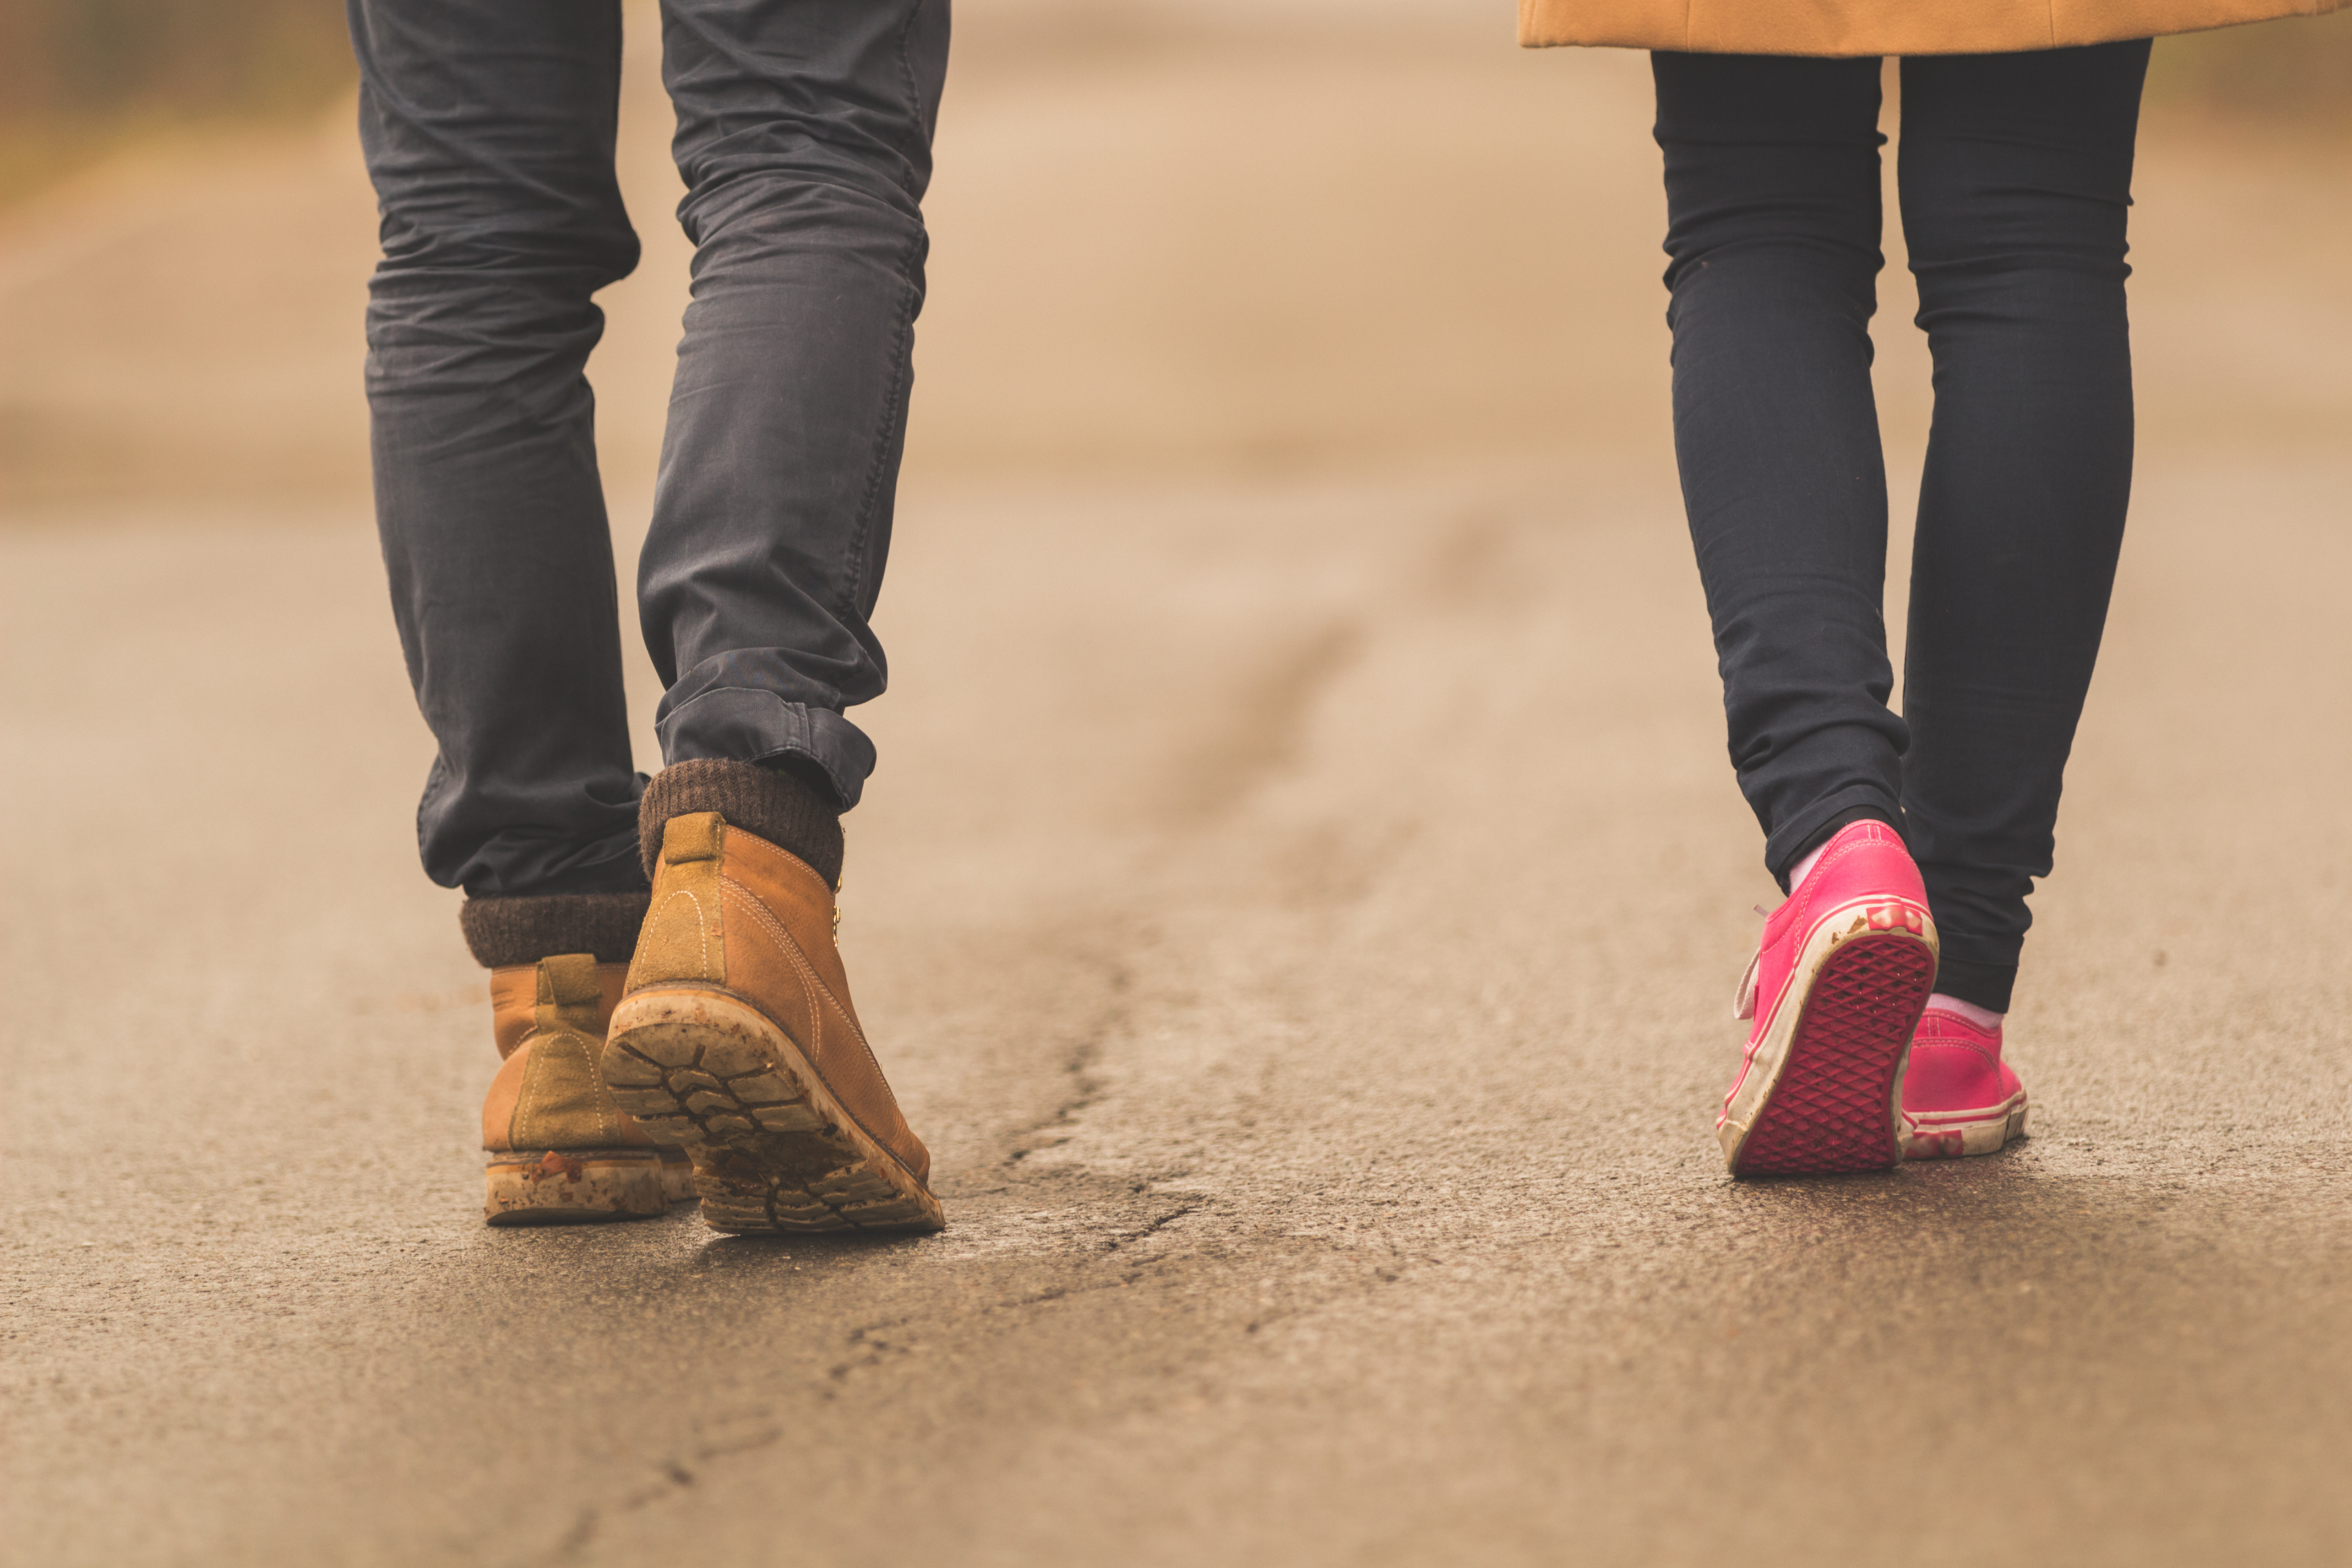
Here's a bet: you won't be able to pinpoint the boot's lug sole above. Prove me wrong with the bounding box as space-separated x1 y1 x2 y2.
484 1148 668 1225
604 987 945 1235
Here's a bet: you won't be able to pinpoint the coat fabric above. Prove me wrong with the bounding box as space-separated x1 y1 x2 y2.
1519 0 2346 57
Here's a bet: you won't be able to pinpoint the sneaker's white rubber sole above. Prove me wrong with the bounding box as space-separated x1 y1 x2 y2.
1901 1093 2030 1160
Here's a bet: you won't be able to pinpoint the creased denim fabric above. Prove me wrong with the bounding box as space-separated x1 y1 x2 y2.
348 0 948 896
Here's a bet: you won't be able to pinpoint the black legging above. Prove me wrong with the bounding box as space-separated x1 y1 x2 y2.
1654 42 2151 1012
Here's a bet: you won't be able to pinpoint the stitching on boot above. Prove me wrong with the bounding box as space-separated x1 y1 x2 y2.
718 874 912 1164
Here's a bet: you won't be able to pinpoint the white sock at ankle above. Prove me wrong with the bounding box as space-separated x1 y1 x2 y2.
1787 818 1897 892
1925 993 2004 1031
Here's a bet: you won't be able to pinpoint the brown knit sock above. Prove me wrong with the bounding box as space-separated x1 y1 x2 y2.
458 891 652 969
638 758 844 888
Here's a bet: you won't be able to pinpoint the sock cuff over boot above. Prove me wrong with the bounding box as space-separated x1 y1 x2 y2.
458 891 653 969
638 758 844 889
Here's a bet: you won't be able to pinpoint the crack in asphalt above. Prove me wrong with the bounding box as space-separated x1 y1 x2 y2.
1103 1199 1204 1252
1001 965 1125 1168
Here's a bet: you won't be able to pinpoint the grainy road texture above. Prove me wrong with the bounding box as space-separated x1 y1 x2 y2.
4 7 2349 1565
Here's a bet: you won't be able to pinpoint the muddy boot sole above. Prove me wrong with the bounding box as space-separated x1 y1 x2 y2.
603 987 945 1235
484 1148 669 1225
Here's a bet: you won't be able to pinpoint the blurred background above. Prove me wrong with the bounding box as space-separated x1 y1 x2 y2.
7 6 2351 1564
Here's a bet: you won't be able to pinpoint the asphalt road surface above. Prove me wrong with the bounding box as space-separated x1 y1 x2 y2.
5 8 2349 1565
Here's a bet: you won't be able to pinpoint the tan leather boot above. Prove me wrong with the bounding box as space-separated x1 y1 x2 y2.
482 953 695 1225
605 805 944 1234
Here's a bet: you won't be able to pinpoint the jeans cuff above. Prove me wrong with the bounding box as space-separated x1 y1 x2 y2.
445 822 651 900
654 686 877 809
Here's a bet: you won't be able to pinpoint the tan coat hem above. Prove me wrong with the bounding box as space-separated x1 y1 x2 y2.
1518 0 2347 56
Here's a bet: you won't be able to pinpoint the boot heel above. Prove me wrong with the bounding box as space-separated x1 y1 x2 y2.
484 1148 668 1225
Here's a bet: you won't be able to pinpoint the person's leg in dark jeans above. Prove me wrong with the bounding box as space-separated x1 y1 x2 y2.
351 0 681 1223
599 0 954 1233
640 0 948 809
350 0 650 926
1896 42 2149 1013
1652 53 1905 887
1655 53 1942 1176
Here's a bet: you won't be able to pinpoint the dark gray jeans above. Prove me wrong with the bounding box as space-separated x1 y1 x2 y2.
347 0 949 897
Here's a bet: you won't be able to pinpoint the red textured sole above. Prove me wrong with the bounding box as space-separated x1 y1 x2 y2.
1734 933 1937 1176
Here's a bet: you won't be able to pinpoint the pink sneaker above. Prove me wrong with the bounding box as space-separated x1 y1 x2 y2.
1718 820 1939 1176
1899 1006 2029 1159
